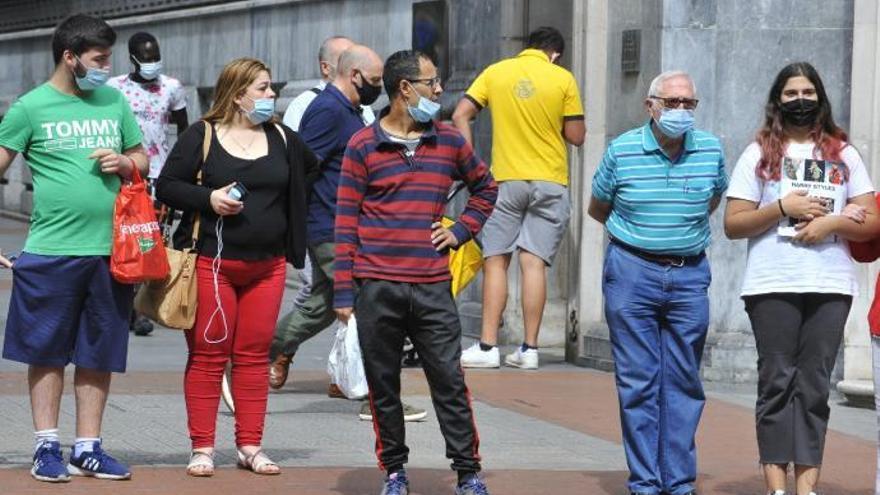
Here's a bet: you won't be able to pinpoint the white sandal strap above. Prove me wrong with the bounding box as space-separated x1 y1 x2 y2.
239 449 277 472
188 451 214 468
251 451 277 470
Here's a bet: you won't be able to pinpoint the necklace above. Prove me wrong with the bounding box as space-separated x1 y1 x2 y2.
223 128 258 154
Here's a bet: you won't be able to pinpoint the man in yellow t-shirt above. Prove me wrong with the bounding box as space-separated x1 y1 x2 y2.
453 26 585 370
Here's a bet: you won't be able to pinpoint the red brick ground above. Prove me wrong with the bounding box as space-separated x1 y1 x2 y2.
0 369 873 494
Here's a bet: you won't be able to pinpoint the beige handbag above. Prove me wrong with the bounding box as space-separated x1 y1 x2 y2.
134 123 212 330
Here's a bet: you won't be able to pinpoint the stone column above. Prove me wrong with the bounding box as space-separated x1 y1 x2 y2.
570 0 612 367
837 0 878 404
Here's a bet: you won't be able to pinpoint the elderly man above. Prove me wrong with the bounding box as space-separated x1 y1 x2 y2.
269 44 426 421
279 36 374 325
282 36 376 130
271 42 382 386
271 45 383 382
588 70 727 495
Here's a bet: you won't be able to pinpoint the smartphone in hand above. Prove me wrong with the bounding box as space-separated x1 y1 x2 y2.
228 182 249 202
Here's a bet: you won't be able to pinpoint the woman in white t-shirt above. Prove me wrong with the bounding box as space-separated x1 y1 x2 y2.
725 62 880 495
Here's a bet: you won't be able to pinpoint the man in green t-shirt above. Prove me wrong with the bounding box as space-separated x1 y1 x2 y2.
0 14 147 483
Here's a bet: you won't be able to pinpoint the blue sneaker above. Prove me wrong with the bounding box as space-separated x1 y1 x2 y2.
380 470 409 495
31 441 70 483
67 442 131 480
455 476 490 495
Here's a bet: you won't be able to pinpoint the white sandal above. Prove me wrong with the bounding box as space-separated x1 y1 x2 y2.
186 451 215 477
236 449 280 475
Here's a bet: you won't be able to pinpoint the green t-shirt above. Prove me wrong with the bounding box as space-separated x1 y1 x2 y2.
0 83 143 255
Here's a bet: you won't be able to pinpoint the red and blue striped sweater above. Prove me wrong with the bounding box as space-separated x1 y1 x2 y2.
333 119 497 308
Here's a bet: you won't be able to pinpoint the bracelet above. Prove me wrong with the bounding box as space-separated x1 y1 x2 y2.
777 199 787 217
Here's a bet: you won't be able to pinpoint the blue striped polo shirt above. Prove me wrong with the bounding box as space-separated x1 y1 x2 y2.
591 121 727 256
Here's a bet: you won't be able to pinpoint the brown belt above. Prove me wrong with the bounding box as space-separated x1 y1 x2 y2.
610 237 704 267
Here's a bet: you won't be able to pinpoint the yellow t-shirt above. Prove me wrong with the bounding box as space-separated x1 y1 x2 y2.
465 49 584 186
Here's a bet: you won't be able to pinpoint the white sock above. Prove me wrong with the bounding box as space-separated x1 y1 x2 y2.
73 437 101 457
34 428 59 452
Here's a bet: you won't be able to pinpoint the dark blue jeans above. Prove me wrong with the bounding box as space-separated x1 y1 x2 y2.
603 242 710 495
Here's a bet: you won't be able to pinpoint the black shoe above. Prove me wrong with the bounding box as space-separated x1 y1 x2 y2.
132 315 154 336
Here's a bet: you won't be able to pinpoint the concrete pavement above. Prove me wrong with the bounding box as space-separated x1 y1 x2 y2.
0 216 874 494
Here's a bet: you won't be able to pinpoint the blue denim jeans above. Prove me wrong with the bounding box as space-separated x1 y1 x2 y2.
602 242 710 495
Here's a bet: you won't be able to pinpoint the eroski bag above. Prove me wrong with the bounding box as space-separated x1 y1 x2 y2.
111 167 170 283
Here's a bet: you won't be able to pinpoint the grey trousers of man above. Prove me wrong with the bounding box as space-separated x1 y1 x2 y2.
271 242 337 359
293 252 314 308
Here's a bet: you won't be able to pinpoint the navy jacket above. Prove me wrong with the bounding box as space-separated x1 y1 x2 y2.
300 83 367 245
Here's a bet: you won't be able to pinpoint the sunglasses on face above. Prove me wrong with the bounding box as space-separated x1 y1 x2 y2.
650 96 699 110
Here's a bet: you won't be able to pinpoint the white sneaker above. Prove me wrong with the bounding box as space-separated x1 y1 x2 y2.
504 347 539 369
460 342 500 368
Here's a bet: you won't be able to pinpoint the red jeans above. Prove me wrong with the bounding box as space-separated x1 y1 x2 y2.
184 255 286 449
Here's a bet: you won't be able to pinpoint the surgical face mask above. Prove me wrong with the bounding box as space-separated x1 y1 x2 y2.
242 95 275 125
74 56 110 90
780 98 820 128
405 84 441 123
134 56 163 80
355 72 382 106
655 108 695 138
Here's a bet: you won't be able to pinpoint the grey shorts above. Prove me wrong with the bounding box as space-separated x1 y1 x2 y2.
480 180 570 265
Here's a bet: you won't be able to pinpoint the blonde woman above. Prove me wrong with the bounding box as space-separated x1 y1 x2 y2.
157 58 316 476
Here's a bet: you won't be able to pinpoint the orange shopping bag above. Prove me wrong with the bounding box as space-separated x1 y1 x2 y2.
110 167 170 283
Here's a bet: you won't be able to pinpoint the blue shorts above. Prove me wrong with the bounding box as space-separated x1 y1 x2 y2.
2 253 133 372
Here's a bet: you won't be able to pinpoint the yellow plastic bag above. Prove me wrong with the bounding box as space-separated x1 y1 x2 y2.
442 217 483 297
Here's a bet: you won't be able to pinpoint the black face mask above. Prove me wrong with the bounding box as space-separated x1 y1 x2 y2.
780 98 820 127
355 72 382 106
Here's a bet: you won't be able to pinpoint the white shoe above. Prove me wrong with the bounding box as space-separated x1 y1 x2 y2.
460 342 500 368
504 347 539 369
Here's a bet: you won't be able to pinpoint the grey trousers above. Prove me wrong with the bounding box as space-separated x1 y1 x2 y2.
270 242 337 359
744 292 852 466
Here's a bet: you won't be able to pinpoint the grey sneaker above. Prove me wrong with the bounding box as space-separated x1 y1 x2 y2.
359 402 428 422
455 476 489 495
380 470 409 495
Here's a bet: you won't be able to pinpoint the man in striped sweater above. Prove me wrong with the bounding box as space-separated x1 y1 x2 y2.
333 50 497 495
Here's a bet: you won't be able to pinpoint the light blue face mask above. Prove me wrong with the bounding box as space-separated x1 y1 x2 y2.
407 94 441 123
655 108 695 138
134 56 163 80
74 56 110 90
243 96 275 125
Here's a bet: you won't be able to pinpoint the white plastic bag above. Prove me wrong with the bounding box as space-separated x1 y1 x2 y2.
327 315 369 400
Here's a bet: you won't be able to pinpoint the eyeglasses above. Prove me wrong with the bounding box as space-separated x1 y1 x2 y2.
408 76 442 88
650 95 699 110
